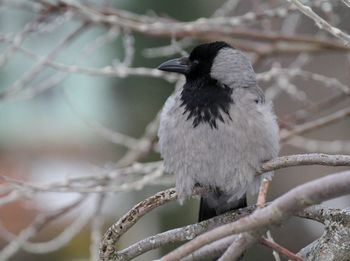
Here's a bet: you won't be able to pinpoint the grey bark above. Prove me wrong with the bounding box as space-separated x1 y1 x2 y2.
298 208 350 261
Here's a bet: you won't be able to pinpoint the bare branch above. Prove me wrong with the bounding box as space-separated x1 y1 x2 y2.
260 153 350 173
34 1 350 54
265 231 281 261
260 237 303 261
90 195 107 261
99 188 177 260
161 170 350 260
0 23 88 100
287 136 350 154
257 178 270 208
0 197 86 260
219 178 271 260
297 207 350 261
116 206 255 260
183 235 237 261
289 0 350 46
280 107 350 142
218 232 258 261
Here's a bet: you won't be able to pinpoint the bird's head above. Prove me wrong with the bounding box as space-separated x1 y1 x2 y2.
158 41 257 88
157 42 259 129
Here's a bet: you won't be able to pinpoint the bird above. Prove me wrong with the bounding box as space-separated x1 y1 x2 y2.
157 41 279 222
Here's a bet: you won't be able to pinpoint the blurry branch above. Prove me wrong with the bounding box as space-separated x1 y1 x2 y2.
281 93 348 127
95 83 168 259
260 237 303 261
116 112 161 167
257 66 350 94
90 195 107 261
344 0 350 8
286 136 350 154
1 154 349 196
212 0 240 17
218 232 258 261
29 0 350 55
0 202 92 254
62 88 139 149
0 22 88 100
0 8 72 66
265 231 281 261
3 30 349 104
0 26 119 101
142 38 193 58
0 161 164 194
161 170 350 260
289 0 350 46
1 0 43 13
182 235 239 261
0 197 86 260
0 36 179 84
99 154 350 260
280 106 350 142
0 189 29 207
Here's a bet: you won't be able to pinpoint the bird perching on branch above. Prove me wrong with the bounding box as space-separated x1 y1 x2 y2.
157 42 279 221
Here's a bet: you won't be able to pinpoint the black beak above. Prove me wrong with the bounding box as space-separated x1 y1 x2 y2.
157 57 190 74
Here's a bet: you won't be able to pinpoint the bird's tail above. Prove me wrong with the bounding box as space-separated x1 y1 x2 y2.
198 191 247 222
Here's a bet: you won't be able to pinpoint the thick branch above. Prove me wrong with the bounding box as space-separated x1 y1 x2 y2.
99 187 208 260
116 206 255 260
99 154 350 260
298 207 350 261
161 170 350 260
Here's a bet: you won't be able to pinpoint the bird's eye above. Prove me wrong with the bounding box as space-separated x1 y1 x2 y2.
192 60 199 65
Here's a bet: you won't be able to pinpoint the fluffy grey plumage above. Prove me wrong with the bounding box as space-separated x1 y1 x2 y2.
157 42 279 220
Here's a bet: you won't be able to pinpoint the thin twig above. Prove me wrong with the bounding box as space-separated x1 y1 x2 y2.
280 107 350 142
266 230 281 261
260 237 303 261
289 0 350 46
0 23 88 100
0 197 86 260
257 178 270 208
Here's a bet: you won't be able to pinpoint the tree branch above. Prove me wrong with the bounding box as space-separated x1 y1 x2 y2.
161 170 350 260
260 237 303 261
116 206 255 260
260 153 350 173
297 207 350 261
289 0 350 46
99 153 350 260
280 107 350 142
99 187 207 260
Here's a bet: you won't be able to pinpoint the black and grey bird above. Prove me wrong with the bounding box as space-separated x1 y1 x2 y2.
157 41 279 222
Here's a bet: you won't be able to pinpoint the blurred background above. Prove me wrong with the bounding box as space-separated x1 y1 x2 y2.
0 0 349 260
